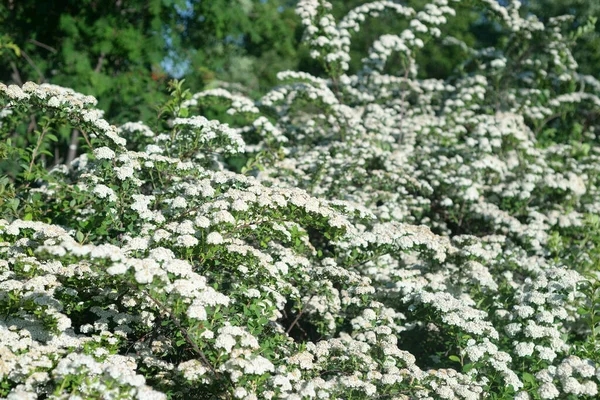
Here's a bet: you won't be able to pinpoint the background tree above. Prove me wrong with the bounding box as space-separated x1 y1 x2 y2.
1 0 597 124
525 0 600 77
0 0 596 183
0 0 185 123
0 0 305 123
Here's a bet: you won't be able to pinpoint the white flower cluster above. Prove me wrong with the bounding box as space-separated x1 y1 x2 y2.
535 356 599 398
182 88 260 116
118 121 156 138
2 0 600 399
0 81 125 148
171 115 245 155
182 0 600 397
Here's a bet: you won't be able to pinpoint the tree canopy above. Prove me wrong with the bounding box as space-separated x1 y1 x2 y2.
1 0 596 124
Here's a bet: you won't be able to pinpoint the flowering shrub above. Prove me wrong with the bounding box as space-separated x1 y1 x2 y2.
2 0 600 399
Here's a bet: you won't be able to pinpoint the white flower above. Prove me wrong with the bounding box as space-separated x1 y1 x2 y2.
171 196 188 209
245 289 261 298
187 304 207 320
538 383 560 399
195 216 211 228
490 58 507 68
175 235 199 248
233 387 247 399
178 360 207 381
514 392 530 400
536 345 557 362
107 263 128 275
514 342 534 357
115 166 134 180
287 352 314 369
215 334 236 352
94 146 116 160
134 268 154 284
206 232 224 245
93 184 117 202
48 96 61 107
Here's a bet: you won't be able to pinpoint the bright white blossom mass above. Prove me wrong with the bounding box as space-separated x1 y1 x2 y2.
1 0 600 399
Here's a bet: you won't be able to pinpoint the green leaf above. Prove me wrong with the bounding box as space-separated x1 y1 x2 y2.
449 355 461 363
522 372 536 386
462 363 475 373
577 307 589 315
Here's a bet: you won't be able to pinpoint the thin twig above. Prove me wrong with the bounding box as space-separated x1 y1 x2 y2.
27 114 37 134
286 294 314 335
53 145 61 166
134 284 221 379
28 125 49 175
396 66 411 144
80 130 94 151
127 326 158 355
94 53 106 73
9 62 23 86
223 218 287 240
21 50 45 82
534 113 562 136
67 129 80 166
28 39 57 53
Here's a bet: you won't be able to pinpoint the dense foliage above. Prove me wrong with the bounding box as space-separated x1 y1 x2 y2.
0 0 303 123
2 0 597 122
1 0 600 399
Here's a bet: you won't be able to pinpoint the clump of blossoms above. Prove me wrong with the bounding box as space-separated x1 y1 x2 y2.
2 0 600 399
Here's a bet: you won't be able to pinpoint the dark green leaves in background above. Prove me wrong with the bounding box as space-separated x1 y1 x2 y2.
0 0 597 123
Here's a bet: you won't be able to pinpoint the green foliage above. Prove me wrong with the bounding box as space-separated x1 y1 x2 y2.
0 1 305 123
1 1 600 399
0 0 180 123
526 0 600 77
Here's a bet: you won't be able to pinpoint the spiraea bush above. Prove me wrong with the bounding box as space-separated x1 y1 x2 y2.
1 0 600 399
